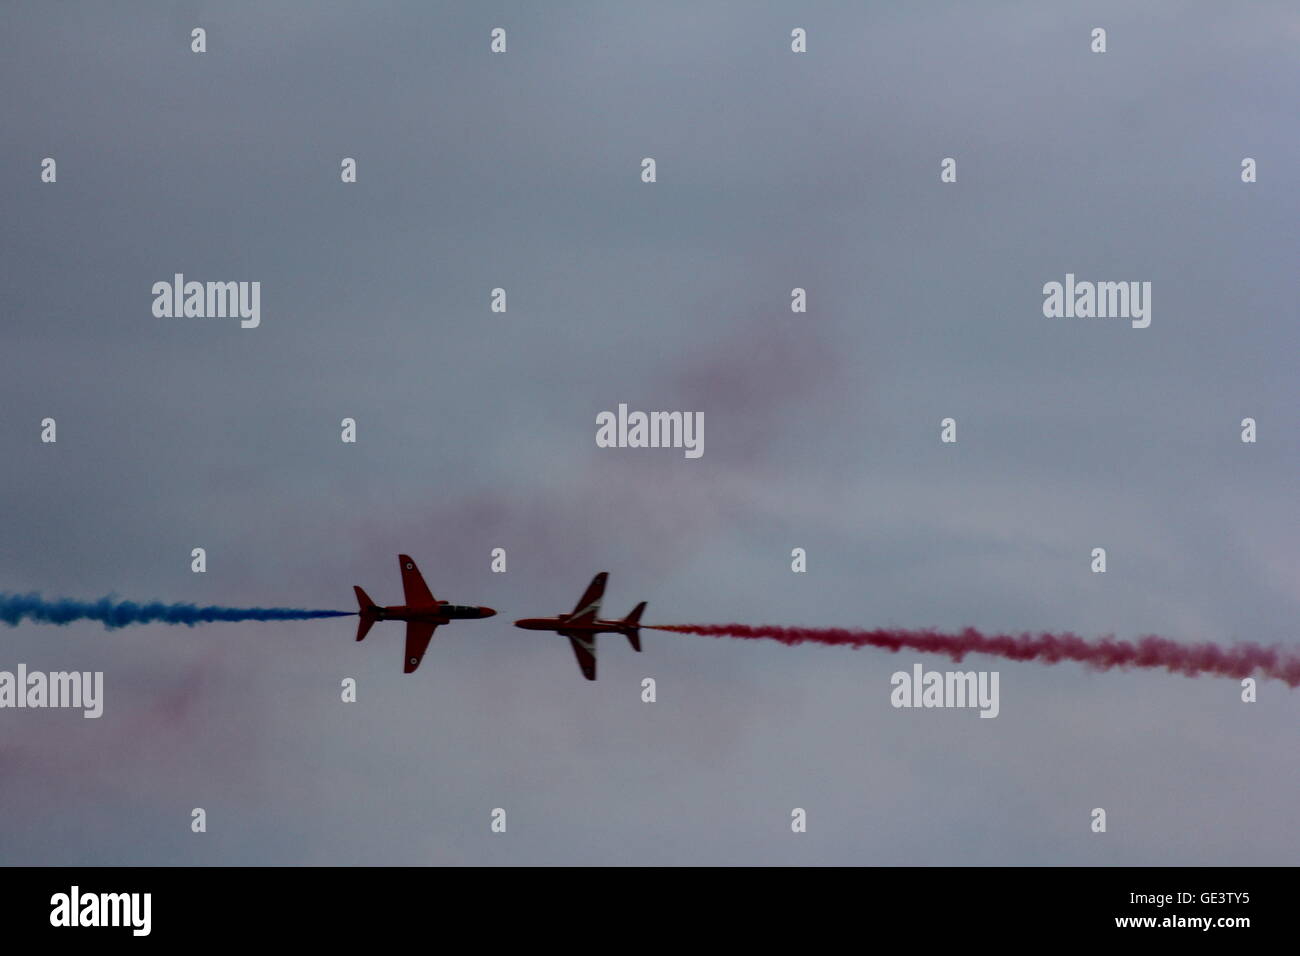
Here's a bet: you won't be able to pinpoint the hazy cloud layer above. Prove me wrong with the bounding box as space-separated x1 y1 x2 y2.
0 1 1296 864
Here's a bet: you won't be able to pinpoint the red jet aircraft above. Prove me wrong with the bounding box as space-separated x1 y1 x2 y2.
354 554 496 673
514 572 646 680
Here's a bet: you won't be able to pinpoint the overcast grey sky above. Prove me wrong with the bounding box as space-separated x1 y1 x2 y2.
1 1 1296 865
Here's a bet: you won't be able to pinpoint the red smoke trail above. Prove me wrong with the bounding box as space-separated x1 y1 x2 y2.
648 624 1300 686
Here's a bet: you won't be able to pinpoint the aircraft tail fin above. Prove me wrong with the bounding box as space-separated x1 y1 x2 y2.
354 586 377 611
354 586 378 642
623 601 646 651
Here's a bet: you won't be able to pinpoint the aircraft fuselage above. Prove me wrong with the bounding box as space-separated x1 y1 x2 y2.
370 603 496 623
514 616 631 635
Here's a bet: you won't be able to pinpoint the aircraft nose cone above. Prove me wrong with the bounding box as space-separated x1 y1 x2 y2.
478 606 497 618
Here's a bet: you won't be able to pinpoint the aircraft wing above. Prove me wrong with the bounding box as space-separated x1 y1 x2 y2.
567 572 607 625
559 630 597 681
403 621 438 674
398 554 436 607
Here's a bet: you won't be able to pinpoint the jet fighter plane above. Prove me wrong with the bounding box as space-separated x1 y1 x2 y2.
513 572 646 680
354 554 496 673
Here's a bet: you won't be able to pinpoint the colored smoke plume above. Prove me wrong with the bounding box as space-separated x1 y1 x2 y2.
649 623 1300 686
0 593 352 630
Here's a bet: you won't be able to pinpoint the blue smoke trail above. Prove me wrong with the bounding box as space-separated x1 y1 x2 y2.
0 593 354 630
